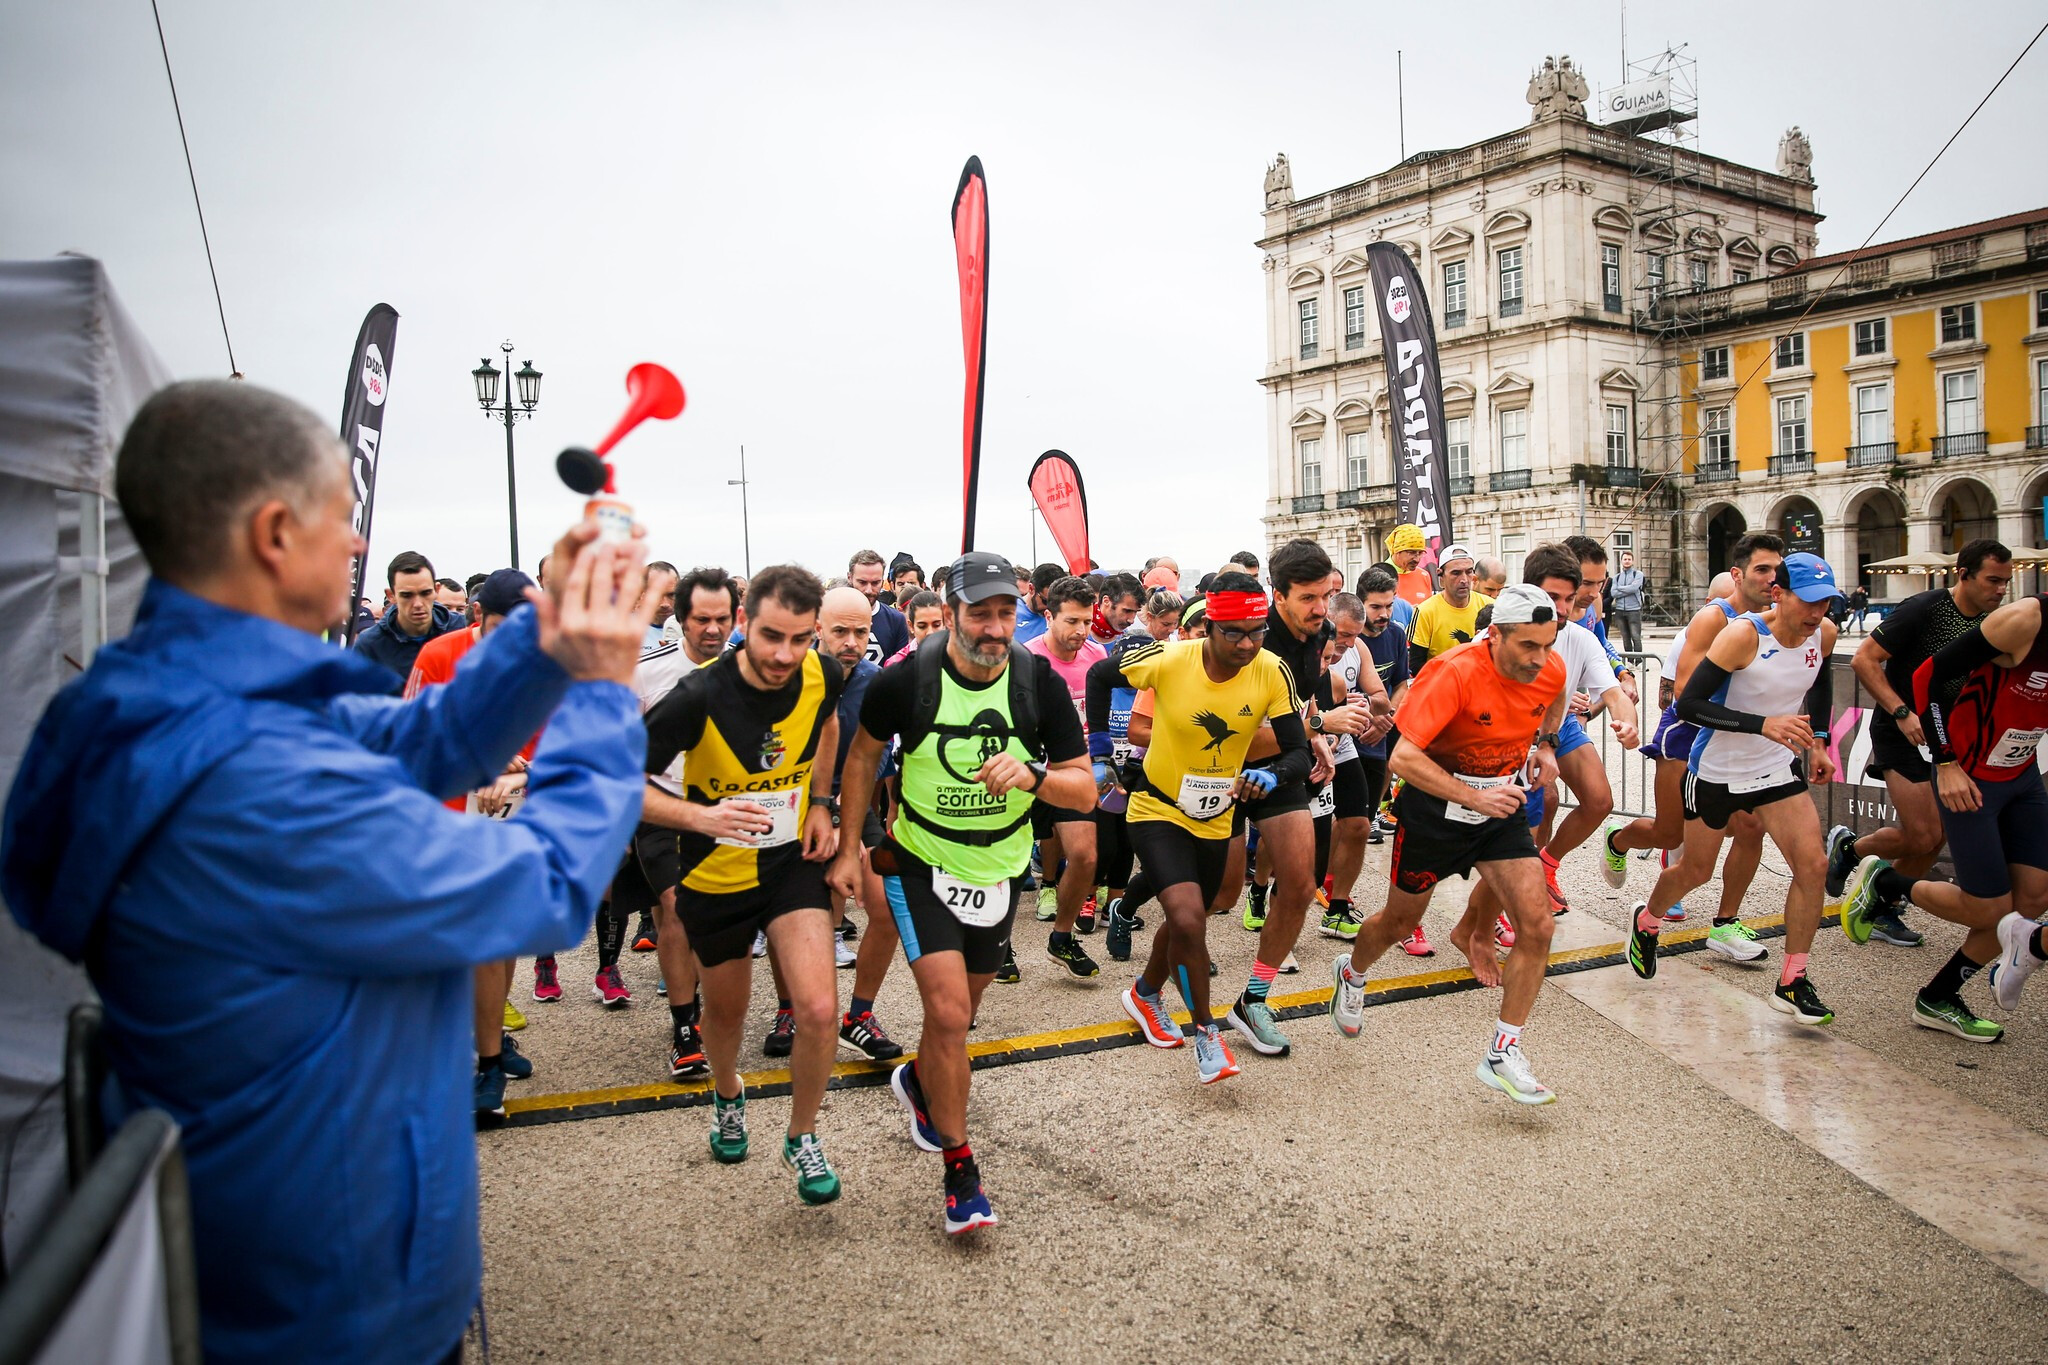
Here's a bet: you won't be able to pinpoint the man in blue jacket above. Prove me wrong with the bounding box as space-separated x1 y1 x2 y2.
353 548 470 679
2 380 653 1364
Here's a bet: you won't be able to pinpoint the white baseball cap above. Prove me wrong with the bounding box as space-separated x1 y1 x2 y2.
1439 543 1476 569
1489 583 1557 626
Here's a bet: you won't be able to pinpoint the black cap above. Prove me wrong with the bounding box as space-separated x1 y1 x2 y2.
477 568 535 618
947 551 1019 605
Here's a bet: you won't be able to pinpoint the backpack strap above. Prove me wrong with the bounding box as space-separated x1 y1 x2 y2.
1005 641 1042 757
900 629 953 754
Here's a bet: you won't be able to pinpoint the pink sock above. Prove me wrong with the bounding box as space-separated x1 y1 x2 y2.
1780 952 1809 986
1636 904 1664 933
1540 849 1561 871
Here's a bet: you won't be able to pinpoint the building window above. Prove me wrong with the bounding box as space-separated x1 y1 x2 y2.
1939 303 1978 344
1602 244 1622 312
1498 247 1524 318
1942 371 1980 434
1298 437 1322 496
1500 533 1528 588
1690 256 1709 291
1446 416 1472 481
1298 299 1318 359
1345 430 1370 488
1343 286 1366 350
1703 405 1732 469
1442 261 1467 327
1499 408 1529 470
1611 528 1634 553
1606 404 1632 466
1775 333 1806 370
1700 346 1730 382
1854 382 1892 447
1853 318 1887 356
2037 289 2048 330
1777 394 1809 456
1732 269 1752 284
1646 253 1664 302
2039 357 2048 425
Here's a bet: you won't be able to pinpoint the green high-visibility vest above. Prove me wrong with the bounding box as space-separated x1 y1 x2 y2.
895 645 1041 884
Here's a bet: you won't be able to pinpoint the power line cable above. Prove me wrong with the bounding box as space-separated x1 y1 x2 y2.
148 0 240 377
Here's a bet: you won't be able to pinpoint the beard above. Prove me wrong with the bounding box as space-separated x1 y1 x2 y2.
961 637 1008 668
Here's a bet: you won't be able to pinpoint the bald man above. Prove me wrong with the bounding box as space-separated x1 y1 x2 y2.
1474 557 1508 599
816 586 907 1060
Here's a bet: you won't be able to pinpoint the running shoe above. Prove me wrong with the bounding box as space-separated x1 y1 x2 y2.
1122 984 1185 1048
889 1062 942 1152
1104 897 1134 962
1374 812 1398 836
592 964 632 1008
1329 957 1366 1038
1664 901 1688 922
503 1000 528 1031
781 1133 842 1205
1600 819 1628 889
1313 887 1331 910
1839 855 1887 945
657 976 667 996
1279 952 1300 974
1823 824 1859 901
839 1009 905 1062
1989 912 2047 1010
1077 894 1098 934
1704 919 1768 963
1241 887 1268 932
1543 860 1570 916
474 1064 506 1124
497 1032 533 1080
1398 926 1435 957
1495 913 1516 948
1225 994 1291 1057
1047 936 1100 978
763 1008 795 1058
1476 1044 1556 1105
944 1163 998 1235
1770 975 1835 1025
1319 904 1363 940
1036 887 1059 922
1870 907 1924 948
531 956 562 1002
1192 1023 1239 1085
709 1091 748 1163
834 937 857 969
751 930 768 958
993 942 1020 984
1626 903 1659 980
839 917 858 941
632 914 658 952
1912 993 2003 1044
1367 824 1384 845
670 1023 709 1080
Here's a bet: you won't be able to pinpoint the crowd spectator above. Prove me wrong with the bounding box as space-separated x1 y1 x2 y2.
353 549 469 680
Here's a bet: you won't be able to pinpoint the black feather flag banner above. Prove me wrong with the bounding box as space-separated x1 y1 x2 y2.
1366 243 1453 562
339 303 398 643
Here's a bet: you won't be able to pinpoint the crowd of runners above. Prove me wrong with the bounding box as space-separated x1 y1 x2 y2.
385 525 2048 1235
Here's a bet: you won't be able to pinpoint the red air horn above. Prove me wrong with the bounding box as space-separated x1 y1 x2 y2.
557 363 686 539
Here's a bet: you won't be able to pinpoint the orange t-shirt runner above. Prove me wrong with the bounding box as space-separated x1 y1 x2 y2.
405 627 541 812
1398 638 1565 778
1395 570 1434 608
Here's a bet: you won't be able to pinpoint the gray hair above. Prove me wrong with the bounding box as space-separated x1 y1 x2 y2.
1330 591 1365 622
1476 556 1508 584
115 380 341 585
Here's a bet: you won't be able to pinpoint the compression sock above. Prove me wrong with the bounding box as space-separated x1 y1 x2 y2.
849 995 874 1020
777 998 792 1013
1636 904 1665 933
1540 848 1562 876
1490 1018 1523 1055
1872 867 1921 907
1245 958 1279 1003
1922 948 1987 1003
1780 952 1810 986
670 1004 694 1032
1121 870 1156 916
595 902 628 969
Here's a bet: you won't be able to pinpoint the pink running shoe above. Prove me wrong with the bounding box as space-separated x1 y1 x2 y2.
531 956 562 1003
592 964 632 1009
1399 926 1436 957
1495 913 1516 948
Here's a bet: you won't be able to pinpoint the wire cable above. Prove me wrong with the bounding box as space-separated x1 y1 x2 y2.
149 0 240 377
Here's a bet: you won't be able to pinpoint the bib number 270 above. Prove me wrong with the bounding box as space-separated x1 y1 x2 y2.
932 871 1011 927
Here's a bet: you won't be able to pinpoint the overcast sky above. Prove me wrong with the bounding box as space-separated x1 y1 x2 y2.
6 2 2045 587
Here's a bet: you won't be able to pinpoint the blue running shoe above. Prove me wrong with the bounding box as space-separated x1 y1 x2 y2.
497 1032 533 1080
944 1158 997 1235
474 1064 506 1126
890 1062 942 1153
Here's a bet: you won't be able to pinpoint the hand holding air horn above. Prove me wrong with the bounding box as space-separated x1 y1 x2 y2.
556 362 686 540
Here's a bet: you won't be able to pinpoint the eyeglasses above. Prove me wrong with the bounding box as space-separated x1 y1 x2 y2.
1212 623 1269 644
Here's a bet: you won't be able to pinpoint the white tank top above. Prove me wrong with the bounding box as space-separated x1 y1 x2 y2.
1693 614 1823 783
1330 644 1364 763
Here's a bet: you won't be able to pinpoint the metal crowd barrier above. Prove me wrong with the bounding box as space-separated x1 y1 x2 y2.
1550 649 1664 821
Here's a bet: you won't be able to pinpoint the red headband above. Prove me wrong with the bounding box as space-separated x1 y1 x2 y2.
1207 590 1269 623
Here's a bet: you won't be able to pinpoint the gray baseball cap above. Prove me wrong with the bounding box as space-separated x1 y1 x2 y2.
947 550 1020 604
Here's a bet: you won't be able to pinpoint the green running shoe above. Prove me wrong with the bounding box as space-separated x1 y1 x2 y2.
1705 919 1768 963
1626 903 1659 980
1035 886 1058 922
1600 819 1629 890
1318 906 1363 940
782 1132 842 1204
1912 993 2003 1044
709 1090 749 1163
1840 855 1887 945
1241 888 1268 932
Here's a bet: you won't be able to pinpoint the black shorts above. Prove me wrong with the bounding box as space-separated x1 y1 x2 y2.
1126 818 1232 908
1233 779 1312 834
861 806 886 851
1865 722 1932 784
1359 755 1390 813
674 858 829 968
1031 801 1093 841
1388 785 1537 895
610 822 680 919
878 837 1024 976
1332 756 1372 820
1682 771 1807 831
1937 764 2048 899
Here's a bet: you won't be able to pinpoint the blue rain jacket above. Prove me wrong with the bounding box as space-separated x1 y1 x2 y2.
2 581 644 1364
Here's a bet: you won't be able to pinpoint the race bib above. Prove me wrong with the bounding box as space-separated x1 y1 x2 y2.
932 870 1011 927
464 786 525 821
1311 783 1337 818
1111 740 1136 769
1916 744 1934 764
1177 773 1235 821
1729 765 1795 795
1445 773 1514 825
713 789 803 848
1985 727 2047 769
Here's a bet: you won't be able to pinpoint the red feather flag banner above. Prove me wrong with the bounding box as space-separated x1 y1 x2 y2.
952 156 990 553
1028 450 1090 575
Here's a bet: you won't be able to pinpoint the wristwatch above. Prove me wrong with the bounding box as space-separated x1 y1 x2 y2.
1026 760 1049 791
1308 712 1325 733
808 794 840 828
1535 731 1563 750
1890 704 1912 721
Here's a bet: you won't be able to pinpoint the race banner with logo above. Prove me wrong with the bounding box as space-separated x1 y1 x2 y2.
1027 450 1089 574
952 157 990 555
339 303 398 643
1366 243 1453 562
1813 655 1958 878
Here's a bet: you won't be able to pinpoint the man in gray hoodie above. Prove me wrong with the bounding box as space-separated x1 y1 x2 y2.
1610 551 1647 653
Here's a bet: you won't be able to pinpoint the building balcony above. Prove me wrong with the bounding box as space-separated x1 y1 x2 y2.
1932 431 1989 460
1334 484 1397 510
1291 492 1327 514
1846 441 1898 468
1769 452 1814 475
2029 425 2048 451
1491 468 1532 493
1568 462 1641 489
1694 463 1738 483
1448 475 1475 496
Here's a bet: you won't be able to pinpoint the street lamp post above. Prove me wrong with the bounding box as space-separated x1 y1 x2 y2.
727 444 752 576
471 341 543 569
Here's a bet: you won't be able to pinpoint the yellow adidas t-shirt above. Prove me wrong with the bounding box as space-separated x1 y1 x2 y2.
1115 639 1299 838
